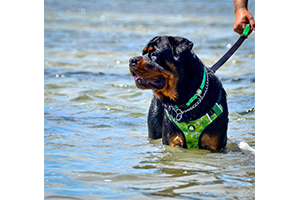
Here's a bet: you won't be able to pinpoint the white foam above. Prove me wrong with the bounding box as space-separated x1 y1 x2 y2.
236 140 255 155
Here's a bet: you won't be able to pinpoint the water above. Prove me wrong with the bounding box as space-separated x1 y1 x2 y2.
44 0 255 199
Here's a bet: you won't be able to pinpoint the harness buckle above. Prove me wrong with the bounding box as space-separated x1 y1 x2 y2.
212 103 223 116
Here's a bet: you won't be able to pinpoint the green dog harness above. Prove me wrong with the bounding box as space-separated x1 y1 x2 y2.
164 67 225 149
165 102 223 149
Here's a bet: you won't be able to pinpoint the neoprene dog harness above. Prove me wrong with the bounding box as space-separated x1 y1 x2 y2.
165 68 224 149
165 96 223 149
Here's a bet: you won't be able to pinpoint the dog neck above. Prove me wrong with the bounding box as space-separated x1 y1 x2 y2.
160 51 206 107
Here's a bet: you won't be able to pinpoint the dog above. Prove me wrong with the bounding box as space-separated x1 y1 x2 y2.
129 36 228 151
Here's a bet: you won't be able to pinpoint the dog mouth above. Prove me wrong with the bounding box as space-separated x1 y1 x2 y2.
133 74 140 81
129 58 179 101
130 70 166 90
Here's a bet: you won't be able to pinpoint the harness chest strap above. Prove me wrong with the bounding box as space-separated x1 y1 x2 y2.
165 102 224 149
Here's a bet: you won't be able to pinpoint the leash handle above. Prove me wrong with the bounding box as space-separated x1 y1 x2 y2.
241 24 251 38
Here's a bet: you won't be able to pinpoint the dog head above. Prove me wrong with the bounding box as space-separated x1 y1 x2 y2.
129 36 194 101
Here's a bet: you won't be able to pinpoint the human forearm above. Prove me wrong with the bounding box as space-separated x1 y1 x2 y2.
233 0 248 14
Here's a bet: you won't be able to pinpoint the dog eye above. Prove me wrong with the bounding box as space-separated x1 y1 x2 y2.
150 52 158 60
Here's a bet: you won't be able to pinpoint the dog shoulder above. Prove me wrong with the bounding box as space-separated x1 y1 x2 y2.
147 95 164 139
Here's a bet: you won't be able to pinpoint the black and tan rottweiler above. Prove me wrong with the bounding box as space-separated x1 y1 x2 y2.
129 36 228 151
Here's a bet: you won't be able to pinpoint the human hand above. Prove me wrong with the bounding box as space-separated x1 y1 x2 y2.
233 8 255 34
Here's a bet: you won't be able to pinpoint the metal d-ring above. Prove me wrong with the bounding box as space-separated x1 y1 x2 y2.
175 109 183 121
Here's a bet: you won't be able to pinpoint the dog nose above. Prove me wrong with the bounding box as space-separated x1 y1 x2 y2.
129 56 141 66
129 57 138 64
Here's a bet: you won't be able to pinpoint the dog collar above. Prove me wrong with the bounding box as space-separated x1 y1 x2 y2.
165 89 224 149
186 67 208 107
169 67 209 121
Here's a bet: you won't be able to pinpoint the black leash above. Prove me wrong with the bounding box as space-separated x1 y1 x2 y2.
210 25 251 73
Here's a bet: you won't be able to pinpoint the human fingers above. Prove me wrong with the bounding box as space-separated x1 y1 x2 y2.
233 23 244 34
249 16 255 32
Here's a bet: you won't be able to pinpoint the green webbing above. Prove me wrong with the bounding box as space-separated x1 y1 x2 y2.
242 24 250 37
186 69 206 107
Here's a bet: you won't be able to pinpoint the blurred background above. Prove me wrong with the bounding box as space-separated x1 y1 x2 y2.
45 0 255 199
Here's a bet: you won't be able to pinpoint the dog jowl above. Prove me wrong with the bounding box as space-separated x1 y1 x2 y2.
129 36 228 151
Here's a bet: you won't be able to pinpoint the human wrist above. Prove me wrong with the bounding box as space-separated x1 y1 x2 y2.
235 8 249 17
233 0 248 14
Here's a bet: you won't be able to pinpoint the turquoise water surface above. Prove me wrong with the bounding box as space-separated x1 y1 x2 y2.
45 0 255 199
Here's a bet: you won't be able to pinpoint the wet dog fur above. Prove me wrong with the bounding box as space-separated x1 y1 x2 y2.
129 36 228 151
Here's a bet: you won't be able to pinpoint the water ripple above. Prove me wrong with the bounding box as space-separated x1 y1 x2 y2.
45 0 255 199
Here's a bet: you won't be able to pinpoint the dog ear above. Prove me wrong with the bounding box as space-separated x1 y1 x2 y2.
168 36 194 62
